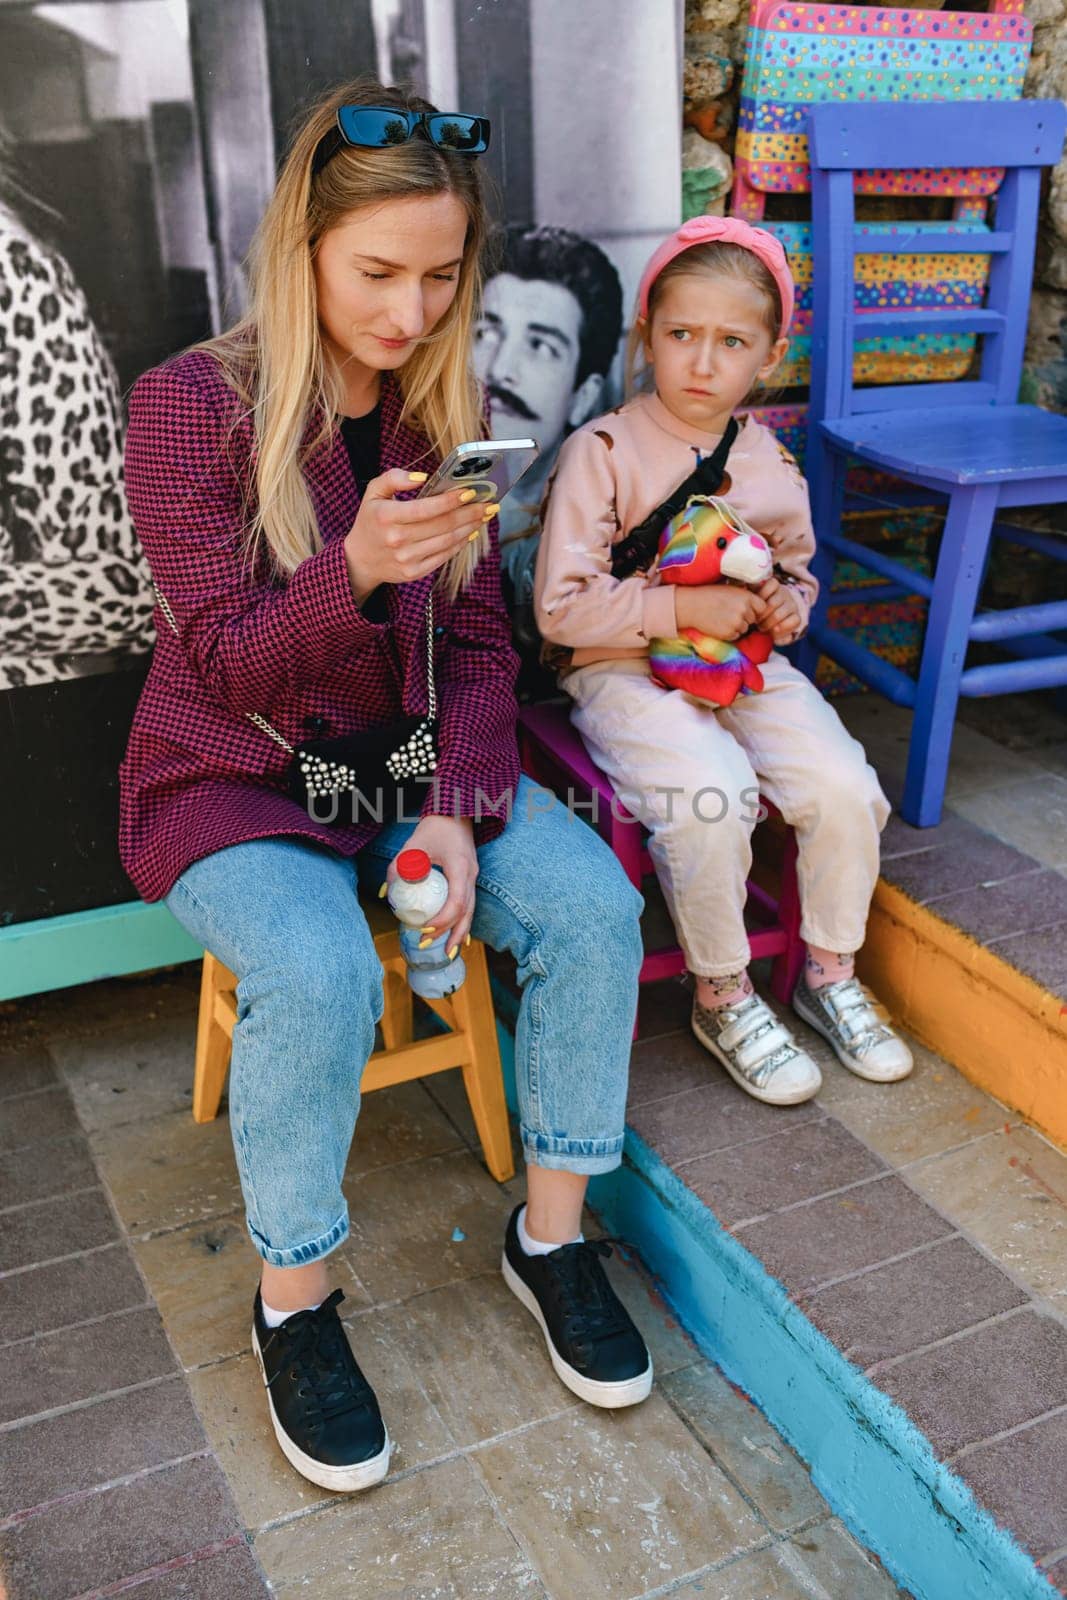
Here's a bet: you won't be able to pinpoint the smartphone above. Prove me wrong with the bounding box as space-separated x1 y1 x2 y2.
416 438 539 506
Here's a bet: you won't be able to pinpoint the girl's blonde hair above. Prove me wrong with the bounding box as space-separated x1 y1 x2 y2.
625 241 783 399
196 78 487 596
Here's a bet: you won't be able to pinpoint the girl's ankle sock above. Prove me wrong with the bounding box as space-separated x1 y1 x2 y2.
805 946 855 991
696 971 754 1012
517 1204 583 1256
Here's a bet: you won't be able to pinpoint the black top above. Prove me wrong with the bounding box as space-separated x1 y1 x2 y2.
339 404 388 624
339 405 382 497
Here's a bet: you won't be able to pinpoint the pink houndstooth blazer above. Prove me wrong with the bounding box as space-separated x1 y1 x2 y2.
119 351 520 902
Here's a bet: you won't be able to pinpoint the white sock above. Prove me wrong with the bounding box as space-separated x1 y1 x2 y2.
517 1204 583 1257
261 1296 321 1329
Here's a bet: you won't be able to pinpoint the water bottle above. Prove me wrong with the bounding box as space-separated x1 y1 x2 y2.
387 848 467 998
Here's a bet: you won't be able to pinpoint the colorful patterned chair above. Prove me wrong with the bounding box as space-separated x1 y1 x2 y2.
730 0 1033 389
727 3 1035 701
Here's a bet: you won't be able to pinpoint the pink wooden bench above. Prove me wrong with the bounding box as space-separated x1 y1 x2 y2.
518 702 805 1011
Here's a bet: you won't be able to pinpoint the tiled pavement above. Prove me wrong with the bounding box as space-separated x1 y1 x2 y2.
835 692 1067 1000
0 969 907 1600
3 691 1065 1599
627 972 1067 1594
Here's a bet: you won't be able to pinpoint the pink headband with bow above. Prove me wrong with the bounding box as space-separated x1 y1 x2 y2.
637 216 794 338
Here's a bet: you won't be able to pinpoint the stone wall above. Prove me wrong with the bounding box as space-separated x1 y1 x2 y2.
1024 0 1067 411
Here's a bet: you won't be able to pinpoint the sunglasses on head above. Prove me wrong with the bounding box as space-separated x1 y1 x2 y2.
312 105 491 176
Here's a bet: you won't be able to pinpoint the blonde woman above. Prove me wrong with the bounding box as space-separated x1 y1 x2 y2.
120 81 649 1493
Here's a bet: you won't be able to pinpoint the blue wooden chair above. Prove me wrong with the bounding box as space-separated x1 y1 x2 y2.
797 99 1067 827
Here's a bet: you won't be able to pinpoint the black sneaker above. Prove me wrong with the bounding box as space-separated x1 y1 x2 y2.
251 1287 390 1491
502 1206 653 1408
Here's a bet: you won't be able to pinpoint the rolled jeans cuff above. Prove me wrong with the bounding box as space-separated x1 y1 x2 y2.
521 1127 625 1176
248 1208 349 1268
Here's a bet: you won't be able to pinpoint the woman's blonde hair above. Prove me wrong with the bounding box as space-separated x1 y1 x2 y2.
625 241 783 400
197 79 487 596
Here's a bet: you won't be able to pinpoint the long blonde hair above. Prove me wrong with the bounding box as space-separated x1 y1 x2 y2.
198 79 487 596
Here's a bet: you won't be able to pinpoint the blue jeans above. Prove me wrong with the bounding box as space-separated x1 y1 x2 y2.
165 776 643 1267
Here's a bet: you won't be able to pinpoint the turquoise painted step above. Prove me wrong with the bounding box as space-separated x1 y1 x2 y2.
0 901 202 1002
488 996 1057 1600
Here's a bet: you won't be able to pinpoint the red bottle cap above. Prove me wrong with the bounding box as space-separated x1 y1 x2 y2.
396 848 432 882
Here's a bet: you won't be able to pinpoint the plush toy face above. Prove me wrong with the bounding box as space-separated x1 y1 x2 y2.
656 496 773 589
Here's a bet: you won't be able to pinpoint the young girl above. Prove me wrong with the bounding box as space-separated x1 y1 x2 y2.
535 215 912 1106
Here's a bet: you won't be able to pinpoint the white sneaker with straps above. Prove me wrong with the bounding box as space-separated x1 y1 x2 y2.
793 975 913 1082
691 993 822 1106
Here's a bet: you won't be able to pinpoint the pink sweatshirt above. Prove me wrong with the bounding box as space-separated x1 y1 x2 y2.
534 391 818 671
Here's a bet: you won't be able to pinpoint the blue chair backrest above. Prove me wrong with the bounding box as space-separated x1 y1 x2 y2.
806 99 1067 422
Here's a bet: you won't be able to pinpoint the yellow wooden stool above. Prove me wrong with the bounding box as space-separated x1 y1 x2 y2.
192 893 515 1182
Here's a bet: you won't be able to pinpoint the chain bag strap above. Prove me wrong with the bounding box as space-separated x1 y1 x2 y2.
154 583 439 821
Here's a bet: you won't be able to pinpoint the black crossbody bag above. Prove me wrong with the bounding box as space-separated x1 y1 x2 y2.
155 586 438 824
609 416 739 579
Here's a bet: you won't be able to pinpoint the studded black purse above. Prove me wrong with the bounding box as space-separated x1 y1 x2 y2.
283 712 437 819
155 586 438 825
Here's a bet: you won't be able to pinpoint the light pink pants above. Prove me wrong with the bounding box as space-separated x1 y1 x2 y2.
564 653 890 979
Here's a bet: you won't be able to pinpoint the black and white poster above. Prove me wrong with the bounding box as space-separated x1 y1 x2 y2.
0 0 680 924
435 0 682 694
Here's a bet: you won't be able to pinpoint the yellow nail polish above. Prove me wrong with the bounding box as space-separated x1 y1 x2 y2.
377 882 388 899
448 944 459 961
408 471 428 483
459 488 478 503
419 925 436 935
418 935 434 950
467 529 480 542
482 502 500 519
464 934 471 947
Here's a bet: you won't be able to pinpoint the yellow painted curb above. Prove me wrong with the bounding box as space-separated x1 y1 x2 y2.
859 878 1067 1150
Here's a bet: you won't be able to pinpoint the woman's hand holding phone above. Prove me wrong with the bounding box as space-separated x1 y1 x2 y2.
343 469 497 603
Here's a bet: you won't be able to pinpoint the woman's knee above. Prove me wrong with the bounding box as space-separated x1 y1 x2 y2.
586 837 645 931
536 829 644 971
238 924 384 1048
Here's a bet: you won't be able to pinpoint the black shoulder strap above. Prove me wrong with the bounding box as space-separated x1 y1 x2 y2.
609 416 740 580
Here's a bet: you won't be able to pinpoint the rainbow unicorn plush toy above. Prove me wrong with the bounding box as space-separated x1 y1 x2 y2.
648 495 775 707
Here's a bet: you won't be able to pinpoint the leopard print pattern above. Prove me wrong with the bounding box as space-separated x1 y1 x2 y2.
0 212 154 689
